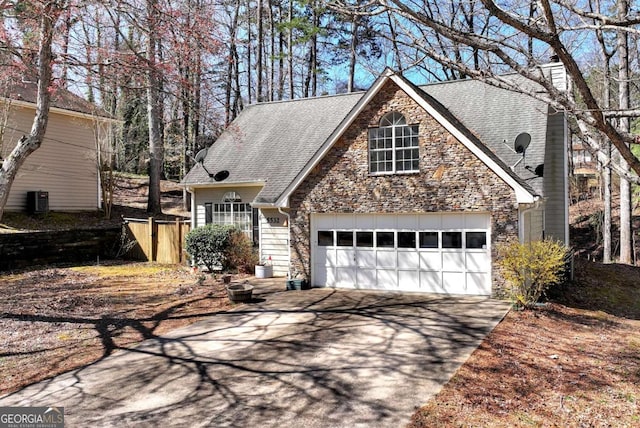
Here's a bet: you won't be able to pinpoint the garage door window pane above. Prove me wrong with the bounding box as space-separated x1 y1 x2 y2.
376 231 395 248
419 232 438 248
318 231 334 246
337 231 354 246
398 231 416 248
442 232 462 248
466 232 487 249
356 231 374 247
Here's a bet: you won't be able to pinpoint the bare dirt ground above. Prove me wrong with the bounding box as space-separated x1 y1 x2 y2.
1 183 639 427
0 263 239 397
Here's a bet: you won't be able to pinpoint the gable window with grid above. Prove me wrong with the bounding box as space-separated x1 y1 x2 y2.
205 192 254 239
368 112 419 174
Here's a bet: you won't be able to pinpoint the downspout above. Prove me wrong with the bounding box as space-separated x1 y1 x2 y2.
278 207 291 280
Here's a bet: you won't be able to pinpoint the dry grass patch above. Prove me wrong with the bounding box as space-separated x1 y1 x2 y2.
0 262 235 397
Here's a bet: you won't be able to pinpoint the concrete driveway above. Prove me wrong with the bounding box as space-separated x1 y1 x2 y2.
1 280 510 427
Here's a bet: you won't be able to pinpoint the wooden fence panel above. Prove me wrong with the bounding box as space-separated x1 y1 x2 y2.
123 217 190 264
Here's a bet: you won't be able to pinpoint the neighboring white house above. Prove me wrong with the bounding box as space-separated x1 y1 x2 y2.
183 66 569 297
0 79 116 212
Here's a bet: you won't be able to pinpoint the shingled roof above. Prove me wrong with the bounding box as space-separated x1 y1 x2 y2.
2 79 114 119
183 71 549 204
183 92 362 203
421 78 547 194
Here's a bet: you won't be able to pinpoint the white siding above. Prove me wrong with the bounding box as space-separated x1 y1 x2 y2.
2 105 106 211
543 108 569 244
522 207 544 244
259 208 289 277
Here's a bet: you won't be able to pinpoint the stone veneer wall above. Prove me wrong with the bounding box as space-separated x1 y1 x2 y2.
288 80 519 296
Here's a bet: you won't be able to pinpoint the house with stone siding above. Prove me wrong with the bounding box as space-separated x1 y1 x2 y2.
182 67 568 296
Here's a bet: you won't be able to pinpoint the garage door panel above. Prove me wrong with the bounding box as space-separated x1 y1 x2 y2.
398 251 419 269
357 250 376 268
336 268 356 287
376 250 396 268
420 271 443 293
442 252 465 271
315 247 331 266
467 273 491 295
357 268 376 287
377 269 398 288
355 215 375 229
376 215 397 229
464 213 490 229
419 215 441 229
336 249 355 267
443 272 466 294
442 213 464 229
314 265 329 287
419 252 441 271
398 270 420 290
466 252 490 272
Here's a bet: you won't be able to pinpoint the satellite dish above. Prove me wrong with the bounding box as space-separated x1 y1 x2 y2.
514 133 531 154
534 164 544 177
194 148 208 164
213 170 230 182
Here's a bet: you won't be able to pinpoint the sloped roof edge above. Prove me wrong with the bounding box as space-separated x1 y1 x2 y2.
276 69 538 206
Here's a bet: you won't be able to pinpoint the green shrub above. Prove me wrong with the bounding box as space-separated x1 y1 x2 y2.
497 239 570 309
185 224 236 272
185 225 258 273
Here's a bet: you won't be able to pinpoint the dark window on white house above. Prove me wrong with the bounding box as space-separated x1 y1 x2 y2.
369 112 419 174
419 231 439 248
337 231 354 246
466 232 487 249
376 231 395 248
398 231 416 248
442 232 463 249
318 231 334 246
356 231 374 247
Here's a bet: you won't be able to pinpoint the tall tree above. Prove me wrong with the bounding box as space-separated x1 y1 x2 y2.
0 0 64 221
618 0 633 264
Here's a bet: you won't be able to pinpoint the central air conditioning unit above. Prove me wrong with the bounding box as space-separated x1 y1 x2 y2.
27 191 49 214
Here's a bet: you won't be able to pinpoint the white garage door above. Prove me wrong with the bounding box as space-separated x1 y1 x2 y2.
311 213 491 295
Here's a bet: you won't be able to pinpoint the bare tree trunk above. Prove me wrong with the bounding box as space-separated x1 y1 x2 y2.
603 138 612 263
146 0 163 215
386 12 403 72
257 0 264 102
288 0 294 99
0 3 58 221
268 0 275 102
278 0 285 100
246 0 253 103
347 16 358 93
618 0 632 264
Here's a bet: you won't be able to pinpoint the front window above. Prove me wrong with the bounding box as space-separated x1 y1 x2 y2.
369 112 419 174
205 192 253 239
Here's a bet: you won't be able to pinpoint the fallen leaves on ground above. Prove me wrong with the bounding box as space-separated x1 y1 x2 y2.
0 262 234 396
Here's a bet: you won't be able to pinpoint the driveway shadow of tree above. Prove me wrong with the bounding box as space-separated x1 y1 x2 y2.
2 288 511 427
